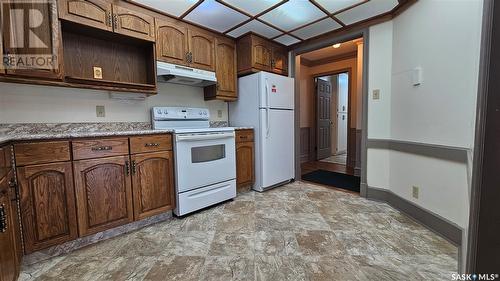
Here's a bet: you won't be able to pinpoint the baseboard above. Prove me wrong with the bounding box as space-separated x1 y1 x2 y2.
367 186 463 246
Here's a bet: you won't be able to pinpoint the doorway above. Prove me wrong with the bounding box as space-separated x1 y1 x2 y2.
298 37 363 192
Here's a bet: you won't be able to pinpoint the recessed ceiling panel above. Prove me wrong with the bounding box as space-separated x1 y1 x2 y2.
259 0 325 31
292 18 342 40
315 0 365 14
221 0 282 16
131 0 199 17
184 0 249 32
227 20 282 39
274 34 300 46
336 0 398 25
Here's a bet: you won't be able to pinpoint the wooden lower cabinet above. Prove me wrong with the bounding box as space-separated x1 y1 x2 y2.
0 177 19 281
235 130 255 192
73 155 134 237
131 151 175 220
17 162 78 253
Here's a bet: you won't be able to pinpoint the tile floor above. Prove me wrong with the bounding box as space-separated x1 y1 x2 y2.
20 181 458 281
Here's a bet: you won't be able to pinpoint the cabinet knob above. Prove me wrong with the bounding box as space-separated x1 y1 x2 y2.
8 179 16 188
125 161 130 176
0 204 7 233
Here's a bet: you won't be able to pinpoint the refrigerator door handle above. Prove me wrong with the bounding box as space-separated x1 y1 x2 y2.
265 79 270 138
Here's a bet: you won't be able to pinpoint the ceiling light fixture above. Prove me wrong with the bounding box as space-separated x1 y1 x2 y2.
333 43 341 48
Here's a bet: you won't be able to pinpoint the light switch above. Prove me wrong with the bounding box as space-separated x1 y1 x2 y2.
372 89 380 100
96 105 105 117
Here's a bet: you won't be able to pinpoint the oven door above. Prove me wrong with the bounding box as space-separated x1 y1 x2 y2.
174 131 236 193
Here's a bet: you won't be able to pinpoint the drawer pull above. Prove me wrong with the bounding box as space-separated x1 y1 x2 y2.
91 146 113 151
132 160 137 175
0 204 7 233
125 161 130 176
144 143 160 147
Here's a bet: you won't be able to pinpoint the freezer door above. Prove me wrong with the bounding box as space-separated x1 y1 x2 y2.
259 108 294 189
259 72 294 109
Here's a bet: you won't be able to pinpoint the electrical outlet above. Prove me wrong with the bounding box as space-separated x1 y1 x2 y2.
217 110 223 118
412 186 419 199
373 89 380 100
96 105 105 118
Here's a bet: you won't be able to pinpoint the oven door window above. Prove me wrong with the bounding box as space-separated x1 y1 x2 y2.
191 144 226 163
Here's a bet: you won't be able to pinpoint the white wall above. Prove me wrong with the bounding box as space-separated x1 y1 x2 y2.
0 82 228 123
366 0 483 232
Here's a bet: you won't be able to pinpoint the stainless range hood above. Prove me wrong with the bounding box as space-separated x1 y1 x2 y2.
157 61 217 87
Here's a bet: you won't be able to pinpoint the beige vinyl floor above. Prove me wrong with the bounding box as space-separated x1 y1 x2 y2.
20 181 458 281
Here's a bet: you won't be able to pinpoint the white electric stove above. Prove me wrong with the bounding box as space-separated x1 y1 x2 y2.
152 107 236 216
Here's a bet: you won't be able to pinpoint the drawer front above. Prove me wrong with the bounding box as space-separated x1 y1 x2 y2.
236 129 254 143
130 134 172 154
15 141 71 166
72 138 129 160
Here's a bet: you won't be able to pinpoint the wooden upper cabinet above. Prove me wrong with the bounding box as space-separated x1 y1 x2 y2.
204 36 237 101
156 19 188 65
73 155 134 237
0 178 17 281
131 151 175 220
112 5 155 42
17 162 78 253
252 36 272 71
272 45 288 75
2 0 62 79
188 29 215 71
58 0 112 31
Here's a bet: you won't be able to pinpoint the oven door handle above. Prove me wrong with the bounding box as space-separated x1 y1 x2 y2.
176 133 234 142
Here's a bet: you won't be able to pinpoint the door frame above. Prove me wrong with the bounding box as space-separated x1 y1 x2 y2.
312 68 353 168
291 28 368 196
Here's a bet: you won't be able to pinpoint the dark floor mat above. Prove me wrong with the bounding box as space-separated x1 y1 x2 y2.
302 169 360 192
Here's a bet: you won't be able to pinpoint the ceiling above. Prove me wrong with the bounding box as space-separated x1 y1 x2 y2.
132 0 407 46
301 38 361 61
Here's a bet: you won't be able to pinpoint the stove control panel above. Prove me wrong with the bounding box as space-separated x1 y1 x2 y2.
152 107 210 121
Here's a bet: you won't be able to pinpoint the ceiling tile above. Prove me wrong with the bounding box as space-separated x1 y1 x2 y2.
274 34 300 46
221 0 282 16
259 0 326 31
314 0 365 14
184 0 249 32
336 0 398 25
227 20 282 38
131 0 199 17
291 18 341 40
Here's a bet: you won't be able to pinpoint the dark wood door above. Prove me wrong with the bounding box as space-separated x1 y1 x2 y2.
156 19 188 66
131 152 174 220
2 0 63 79
272 45 288 75
0 177 18 281
211 37 237 100
316 79 332 160
236 142 254 189
251 36 272 71
58 0 112 31
112 5 155 42
17 162 78 253
74 156 133 237
188 29 215 71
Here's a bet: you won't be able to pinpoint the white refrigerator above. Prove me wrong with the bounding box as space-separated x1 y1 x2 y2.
229 71 295 192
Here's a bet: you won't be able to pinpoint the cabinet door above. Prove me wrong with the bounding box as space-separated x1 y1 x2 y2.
0 178 17 281
272 46 288 75
74 156 133 236
251 36 272 71
112 5 155 42
156 19 188 65
58 0 112 31
188 29 215 71
17 162 78 253
2 0 62 79
236 142 255 188
131 152 174 220
215 37 237 99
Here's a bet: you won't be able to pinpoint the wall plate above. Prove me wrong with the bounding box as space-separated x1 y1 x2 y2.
93 67 103 79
